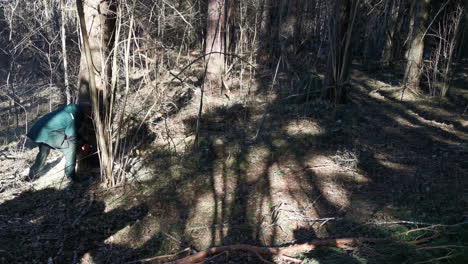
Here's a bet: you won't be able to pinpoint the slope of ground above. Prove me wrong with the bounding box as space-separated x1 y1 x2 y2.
0 65 467 264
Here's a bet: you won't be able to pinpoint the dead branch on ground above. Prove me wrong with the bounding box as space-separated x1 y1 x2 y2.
148 221 468 264
160 238 373 264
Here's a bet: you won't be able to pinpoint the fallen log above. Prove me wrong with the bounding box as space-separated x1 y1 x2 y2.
133 222 467 264
165 238 378 264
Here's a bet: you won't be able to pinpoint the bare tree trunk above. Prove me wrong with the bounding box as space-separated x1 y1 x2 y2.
258 0 272 64
323 0 360 104
260 0 271 38
205 0 226 91
404 0 431 91
77 0 117 107
225 0 236 55
76 0 117 185
381 0 403 66
60 0 71 104
441 4 465 97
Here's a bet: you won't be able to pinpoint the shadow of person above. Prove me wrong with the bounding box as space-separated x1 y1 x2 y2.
0 187 148 263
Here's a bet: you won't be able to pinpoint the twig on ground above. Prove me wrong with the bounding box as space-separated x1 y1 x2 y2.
280 255 303 263
125 248 191 264
162 231 183 245
362 220 437 226
417 245 467 251
187 223 229 231
285 216 340 223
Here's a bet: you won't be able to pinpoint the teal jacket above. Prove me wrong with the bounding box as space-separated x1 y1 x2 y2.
27 104 83 149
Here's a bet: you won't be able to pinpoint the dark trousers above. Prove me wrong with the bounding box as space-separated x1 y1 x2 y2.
29 142 77 180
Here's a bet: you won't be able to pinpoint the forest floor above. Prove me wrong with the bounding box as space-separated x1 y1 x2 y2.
0 63 467 264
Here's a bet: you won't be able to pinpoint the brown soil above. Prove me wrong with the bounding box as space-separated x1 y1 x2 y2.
0 66 467 264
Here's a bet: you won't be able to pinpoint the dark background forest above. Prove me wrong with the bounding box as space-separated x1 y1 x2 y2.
0 0 467 263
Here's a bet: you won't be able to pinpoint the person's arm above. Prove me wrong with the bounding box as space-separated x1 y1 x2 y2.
64 119 78 144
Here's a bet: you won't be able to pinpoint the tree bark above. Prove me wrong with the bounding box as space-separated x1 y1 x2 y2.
260 0 271 39
76 0 117 184
404 0 431 91
77 0 117 106
258 0 273 63
60 0 71 104
205 0 226 90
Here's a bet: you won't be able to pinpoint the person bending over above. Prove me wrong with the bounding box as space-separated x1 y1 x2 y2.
27 103 92 181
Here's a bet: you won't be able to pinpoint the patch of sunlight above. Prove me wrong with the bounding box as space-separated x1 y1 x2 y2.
188 192 215 225
428 133 462 145
305 156 371 184
319 180 350 209
285 119 323 137
391 114 418 127
29 215 45 224
105 193 132 212
380 159 416 173
303 258 320 264
32 157 72 191
80 252 95 264
304 155 334 167
272 138 289 148
247 145 270 164
389 109 459 139
329 171 371 185
268 163 295 192
187 192 222 246
104 223 134 245
105 217 158 249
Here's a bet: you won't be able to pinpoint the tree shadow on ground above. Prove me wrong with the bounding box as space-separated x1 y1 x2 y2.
2 63 467 263
0 184 148 263
114 48 468 263
350 79 466 219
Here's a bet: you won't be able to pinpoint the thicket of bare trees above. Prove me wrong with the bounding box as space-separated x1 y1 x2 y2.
1 0 467 184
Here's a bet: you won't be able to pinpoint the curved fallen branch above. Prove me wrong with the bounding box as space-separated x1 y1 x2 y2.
137 222 468 264
164 238 378 264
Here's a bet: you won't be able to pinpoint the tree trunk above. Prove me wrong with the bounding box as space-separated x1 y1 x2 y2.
60 0 71 104
441 4 465 97
225 0 236 55
323 0 360 104
260 0 271 39
76 0 117 184
77 0 117 107
205 0 226 91
258 0 272 64
404 0 431 91
381 0 403 66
